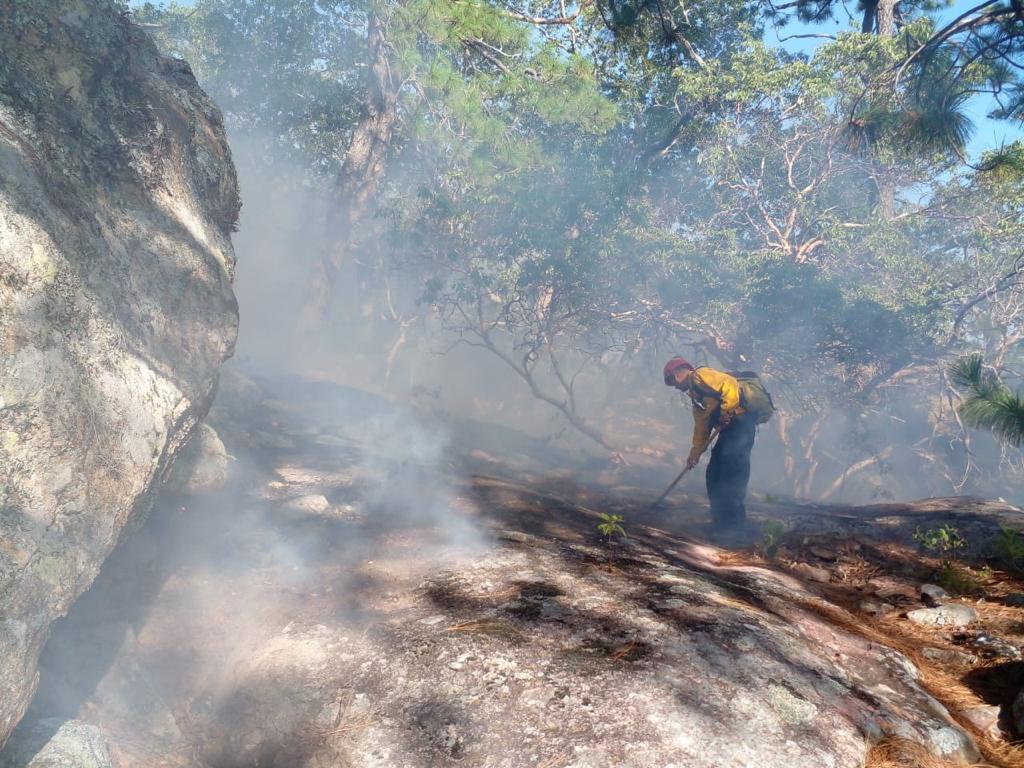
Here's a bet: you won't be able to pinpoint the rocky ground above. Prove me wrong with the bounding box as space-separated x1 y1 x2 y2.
2 370 1023 768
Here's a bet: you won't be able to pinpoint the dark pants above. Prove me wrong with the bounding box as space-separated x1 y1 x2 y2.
706 415 757 528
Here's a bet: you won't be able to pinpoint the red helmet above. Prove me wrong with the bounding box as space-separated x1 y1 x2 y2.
663 356 693 385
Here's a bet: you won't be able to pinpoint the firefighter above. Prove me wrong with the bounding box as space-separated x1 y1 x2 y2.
663 357 772 529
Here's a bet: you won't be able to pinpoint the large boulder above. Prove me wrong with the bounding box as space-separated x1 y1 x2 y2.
0 719 115 768
0 0 239 746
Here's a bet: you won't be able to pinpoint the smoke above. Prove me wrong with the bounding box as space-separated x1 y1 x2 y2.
352 410 484 549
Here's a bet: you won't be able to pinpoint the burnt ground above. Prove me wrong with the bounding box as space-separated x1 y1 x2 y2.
4 371 1024 768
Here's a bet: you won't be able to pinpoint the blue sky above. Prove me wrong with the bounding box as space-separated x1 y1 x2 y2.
764 0 1024 159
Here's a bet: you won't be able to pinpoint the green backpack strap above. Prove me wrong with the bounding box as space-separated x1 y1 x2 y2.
689 368 722 407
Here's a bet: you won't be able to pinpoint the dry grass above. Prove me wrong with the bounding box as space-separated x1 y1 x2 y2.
444 617 525 642
865 737 994 768
789 594 1024 767
608 639 637 662
713 521 1024 766
321 715 374 736
445 618 509 633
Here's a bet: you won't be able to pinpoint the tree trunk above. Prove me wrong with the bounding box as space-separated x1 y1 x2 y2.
875 172 895 219
820 446 894 501
861 0 897 35
876 0 897 36
303 7 398 327
861 0 878 33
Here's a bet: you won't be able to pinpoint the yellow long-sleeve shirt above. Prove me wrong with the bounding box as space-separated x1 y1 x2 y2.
687 367 742 463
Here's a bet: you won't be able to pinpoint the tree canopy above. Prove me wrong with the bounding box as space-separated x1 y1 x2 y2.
132 0 1024 501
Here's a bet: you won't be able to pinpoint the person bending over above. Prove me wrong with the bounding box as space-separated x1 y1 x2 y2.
663 357 764 530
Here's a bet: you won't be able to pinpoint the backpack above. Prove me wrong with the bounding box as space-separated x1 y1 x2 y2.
728 370 776 424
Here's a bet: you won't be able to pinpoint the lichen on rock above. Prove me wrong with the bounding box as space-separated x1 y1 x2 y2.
0 0 239 746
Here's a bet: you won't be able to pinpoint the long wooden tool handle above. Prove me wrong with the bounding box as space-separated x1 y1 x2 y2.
650 465 691 509
650 426 721 510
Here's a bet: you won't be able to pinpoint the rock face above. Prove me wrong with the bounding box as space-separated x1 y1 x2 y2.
0 0 238 746
0 719 114 768
163 423 230 495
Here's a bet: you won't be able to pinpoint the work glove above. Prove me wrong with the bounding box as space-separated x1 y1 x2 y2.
686 455 699 471
718 411 734 428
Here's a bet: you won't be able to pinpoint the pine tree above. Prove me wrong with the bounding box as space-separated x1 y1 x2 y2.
949 354 1024 447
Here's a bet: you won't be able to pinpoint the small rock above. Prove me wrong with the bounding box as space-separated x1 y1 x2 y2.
791 562 831 583
958 705 1001 738
283 494 330 515
498 530 535 544
859 599 895 616
953 631 1022 659
869 577 918 600
906 605 978 628
921 584 949 607
808 546 836 561
447 662 464 670
920 646 976 665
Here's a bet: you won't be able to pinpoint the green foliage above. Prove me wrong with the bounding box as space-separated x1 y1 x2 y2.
133 0 367 172
597 512 626 542
949 355 1024 447
935 562 986 596
978 141 1024 181
913 523 983 593
134 0 1024 492
993 527 1024 571
760 519 785 560
913 524 967 557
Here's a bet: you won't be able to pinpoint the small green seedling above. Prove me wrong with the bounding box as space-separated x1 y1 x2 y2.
913 524 966 558
597 512 626 542
760 519 785 560
913 524 983 595
597 512 627 569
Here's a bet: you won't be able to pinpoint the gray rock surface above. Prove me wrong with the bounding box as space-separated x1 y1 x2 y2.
920 583 949 606
0 719 114 768
920 646 976 665
858 599 894 616
954 631 1022 660
1 379 994 766
164 423 230 495
0 0 238 746
790 562 831 583
906 605 979 628
201 541 981 767
958 705 1001 739
283 493 331 515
